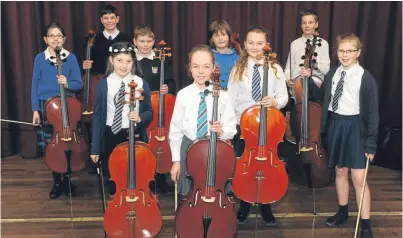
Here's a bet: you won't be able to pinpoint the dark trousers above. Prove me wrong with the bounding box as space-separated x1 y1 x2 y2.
100 126 129 179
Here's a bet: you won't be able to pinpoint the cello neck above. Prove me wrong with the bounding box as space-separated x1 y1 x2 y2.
55 48 70 130
84 44 91 105
158 60 165 128
128 81 137 189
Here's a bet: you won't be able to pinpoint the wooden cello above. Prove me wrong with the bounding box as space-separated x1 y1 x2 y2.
231 43 288 204
44 46 87 173
104 80 162 238
289 33 332 188
175 68 237 238
147 40 176 174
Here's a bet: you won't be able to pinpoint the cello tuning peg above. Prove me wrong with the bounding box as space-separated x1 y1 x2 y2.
164 47 171 51
167 53 172 57
137 96 144 100
299 63 304 67
317 43 322 47
301 55 306 60
313 52 318 56
312 59 317 64
306 39 311 43
318 39 322 42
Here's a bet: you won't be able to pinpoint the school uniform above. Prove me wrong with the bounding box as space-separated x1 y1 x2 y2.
169 82 237 195
314 63 379 169
91 73 153 180
135 49 176 95
31 47 83 198
284 36 330 102
227 58 288 226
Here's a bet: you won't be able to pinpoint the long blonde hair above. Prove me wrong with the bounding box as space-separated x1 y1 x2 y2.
232 26 279 81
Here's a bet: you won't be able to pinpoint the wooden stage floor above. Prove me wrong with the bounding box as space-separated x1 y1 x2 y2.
1 155 402 237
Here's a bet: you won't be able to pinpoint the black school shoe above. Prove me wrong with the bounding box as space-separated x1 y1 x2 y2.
325 211 349 227
260 204 277 227
62 176 77 197
237 201 251 225
49 183 64 199
360 228 373 238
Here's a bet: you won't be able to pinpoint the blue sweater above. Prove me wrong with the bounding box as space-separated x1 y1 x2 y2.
212 48 239 89
91 78 153 155
31 52 83 111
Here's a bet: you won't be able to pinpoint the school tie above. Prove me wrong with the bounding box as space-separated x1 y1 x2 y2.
196 92 208 138
111 81 126 134
108 35 112 41
251 64 261 102
332 71 347 112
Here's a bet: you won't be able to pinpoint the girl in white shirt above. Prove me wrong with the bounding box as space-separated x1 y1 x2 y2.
227 26 288 227
169 45 237 195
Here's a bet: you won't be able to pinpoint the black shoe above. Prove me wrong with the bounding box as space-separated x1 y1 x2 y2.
261 204 277 227
62 176 76 197
360 228 373 238
49 183 64 199
237 201 251 225
325 211 348 227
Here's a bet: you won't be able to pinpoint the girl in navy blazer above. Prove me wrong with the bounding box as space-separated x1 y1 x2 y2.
90 42 153 195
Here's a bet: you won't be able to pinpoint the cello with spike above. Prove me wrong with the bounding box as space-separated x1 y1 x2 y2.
175 67 237 238
44 46 88 173
231 43 288 204
103 79 162 238
289 33 332 188
147 40 176 174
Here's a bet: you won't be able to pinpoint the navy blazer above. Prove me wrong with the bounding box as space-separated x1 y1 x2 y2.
312 67 379 154
91 78 153 155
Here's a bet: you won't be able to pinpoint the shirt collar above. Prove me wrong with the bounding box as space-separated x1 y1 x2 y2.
103 29 120 40
134 48 155 61
212 48 236 55
340 62 360 76
247 57 263 69
44 47 70 62
191 81 213 96
108 72 134 83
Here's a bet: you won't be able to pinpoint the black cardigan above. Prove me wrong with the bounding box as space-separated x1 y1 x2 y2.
312 67 379 154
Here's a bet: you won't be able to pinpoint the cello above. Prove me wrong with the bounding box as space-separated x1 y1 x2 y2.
147 40 176 174
44 46 87 174
104 80 162 238
175 68 237 238
231 43 288 204
289 33 332 189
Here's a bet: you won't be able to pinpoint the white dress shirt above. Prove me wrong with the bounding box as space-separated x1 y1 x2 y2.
227 58 289 124
103 29 120 40
284 36 330 84
135 48 156 61
169 82 237 162
106 73 143 128
328 63 363 115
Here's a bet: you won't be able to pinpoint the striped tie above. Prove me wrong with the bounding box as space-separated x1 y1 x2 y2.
252 64 261 102
111 81 126 134
196 92 208 138
332 71 346 112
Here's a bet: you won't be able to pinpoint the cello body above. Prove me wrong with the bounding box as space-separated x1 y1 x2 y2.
104 141 162 238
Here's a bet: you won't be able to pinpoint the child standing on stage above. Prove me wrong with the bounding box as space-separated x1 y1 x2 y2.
208 20 239 90
284 9 330 101
31 22 83 199
133 25 176 194
227 26 288 227
169 45 237 195
82 4 132 75
314 33 378 238
90 42 153 195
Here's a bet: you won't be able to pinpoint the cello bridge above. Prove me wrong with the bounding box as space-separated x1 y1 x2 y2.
255 156 267 161
125 195 139 203
300 146 313 152
155 135 166 141
201 196 216 203
82 110 93 115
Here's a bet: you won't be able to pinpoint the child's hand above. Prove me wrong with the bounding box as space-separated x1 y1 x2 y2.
260 96 278 108
128 112 141 123
83 60 93 70
170 162 181 183
90 155 99 163
57 75 68 88
32 111 41 125
300 67 312 77
160 84 169 95
210 121 224 137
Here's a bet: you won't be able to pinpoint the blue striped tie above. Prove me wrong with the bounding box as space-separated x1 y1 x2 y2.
332 71 346 112
111 81 126 134
197 92 208 138
252 64 261 102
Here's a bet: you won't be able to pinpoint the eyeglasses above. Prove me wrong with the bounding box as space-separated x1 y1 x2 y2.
337 49 359 55
47 35 64 39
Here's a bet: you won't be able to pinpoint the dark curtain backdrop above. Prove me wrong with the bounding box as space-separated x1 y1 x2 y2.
1 1 401 159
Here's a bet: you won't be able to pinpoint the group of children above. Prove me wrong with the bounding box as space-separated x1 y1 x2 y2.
30 4 378 237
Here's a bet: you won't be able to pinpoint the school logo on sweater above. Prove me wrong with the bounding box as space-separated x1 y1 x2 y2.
152 66 158 74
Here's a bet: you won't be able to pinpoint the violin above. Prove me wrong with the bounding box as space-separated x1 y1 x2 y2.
104 79 162 238
289 32 332 188
148 40 176 174
231 43 288 204
44 46 87 173
175 67 237 238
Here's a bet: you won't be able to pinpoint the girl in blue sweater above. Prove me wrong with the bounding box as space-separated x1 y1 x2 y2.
90 42 153 196
31 22 83 199
208 20 240 90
